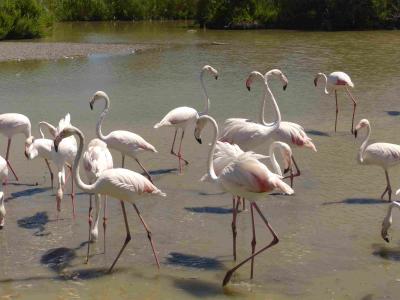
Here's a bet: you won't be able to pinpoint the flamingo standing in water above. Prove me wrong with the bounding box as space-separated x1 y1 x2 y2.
354 119 400 202
54 125 166 272
198 140 293 261
90 91 156 181
154 65 218 173
381 200 400 243
314 71 357 133
195 114 293 286
220 69 316 188
0 113 33 181
82 138 113 261
0 157 9 229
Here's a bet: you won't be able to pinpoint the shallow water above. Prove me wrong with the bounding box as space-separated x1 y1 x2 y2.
1 21 400 299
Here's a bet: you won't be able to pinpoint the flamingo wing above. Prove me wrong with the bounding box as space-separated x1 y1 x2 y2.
364 143 400 165
154 106 198 128
108 130 157 153
273 121 317 151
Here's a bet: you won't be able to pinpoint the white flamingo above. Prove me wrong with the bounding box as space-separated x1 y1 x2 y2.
90 91 156 181
0 113 33 181
314 71 357 133
82 138 113 261
198 140 293 261
354 119 400 202
195 114 293 286
154 65 218 173
0 156 9 229
54 125 166 272
220 69 316 187
381 200 400 243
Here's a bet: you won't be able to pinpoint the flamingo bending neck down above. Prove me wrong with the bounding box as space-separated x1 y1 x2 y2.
314 71 357 133
0 113 33 181
153 65 218 173
381 200 400 243
54 125 166 272
90 91 157 182
0 157 8 228
354 119 400 202
195 114 293 286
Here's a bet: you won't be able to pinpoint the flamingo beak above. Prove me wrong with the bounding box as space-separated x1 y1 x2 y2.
314 77 318 87
354 129 358 138
384 237 390 243
54 141 59 152
90 102 93 110
246 86 251 91
283 167 290 174
283 83 287 91
215 75 218 80
196 137 202 144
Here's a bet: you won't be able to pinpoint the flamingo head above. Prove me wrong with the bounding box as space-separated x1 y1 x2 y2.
202 65 219 80
24 136 34 159
90 91 108 110
245 71 265 91
314 73 324 87
275 142 293 174
354 119 370 139
381 214 392 243
265 69 288 91
194 117 208 144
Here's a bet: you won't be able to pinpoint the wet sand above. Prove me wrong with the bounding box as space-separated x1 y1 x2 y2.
0 42 152 61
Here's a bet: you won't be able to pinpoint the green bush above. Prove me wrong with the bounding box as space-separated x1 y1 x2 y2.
0 0 52 40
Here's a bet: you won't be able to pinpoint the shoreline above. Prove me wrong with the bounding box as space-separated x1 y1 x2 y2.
0 42 153 62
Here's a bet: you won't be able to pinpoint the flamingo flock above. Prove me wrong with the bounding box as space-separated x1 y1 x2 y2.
0 65 398 287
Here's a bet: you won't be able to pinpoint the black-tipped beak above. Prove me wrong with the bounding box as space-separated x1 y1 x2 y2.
246 86 251 91
24 151 29 159
0 225 3 230
384 237 390 243
215 75 218 80
283 84 287 91
54 141 59 152
90 102 93 110
313 78 318 87
196 137 202 144
283 167 290 174
354 129 358 138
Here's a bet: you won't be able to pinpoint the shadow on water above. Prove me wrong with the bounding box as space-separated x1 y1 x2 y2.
198 191 226 196
361 294 374 300
185 206 232 214
306 130 330 137
166 252 223 270
323 198 386 205
386 111 400 116
10 187 49 200
173 278 223 297
372 244 400 261
41 247 76 273
149 168 178 176
17 211 50 236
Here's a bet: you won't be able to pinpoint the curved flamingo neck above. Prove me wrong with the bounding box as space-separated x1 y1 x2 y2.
201 115 218 181
70 127 96 193
96 96 110 141
265 83 281 130
358 124 371 163
269 142 283 176
319 73 329 94
39 121 56 138
200 69 210 116
259 71 283 127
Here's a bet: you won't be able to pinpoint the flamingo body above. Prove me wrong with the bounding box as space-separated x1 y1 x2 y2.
154 106 198 129
0 113 31 138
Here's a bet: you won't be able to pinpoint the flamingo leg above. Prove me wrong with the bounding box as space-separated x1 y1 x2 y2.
5 138 18 181
242 198 246 211
170 128 178 156
345 87 357 134
232 197 238 261
381 170 392 202
135 158 153 183
283 155 301 188
70 166 76 219
334 90 339 132
103 195 108 254
44 159 54 189
177 130 189 165
250 203 256 278
86 194 93 263
108 201 131 273
132 203 160 269
121 154 125 168
64 163 72 186
222 202 279 286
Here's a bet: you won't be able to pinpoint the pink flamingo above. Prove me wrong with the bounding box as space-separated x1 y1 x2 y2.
54 125 166 272
195 114 293 286
354 119 400 202
0 156 8 229
154 65 218 173
381 200 400 243
314 71 357 133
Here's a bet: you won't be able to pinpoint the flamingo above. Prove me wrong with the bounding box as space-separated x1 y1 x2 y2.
354 119 400 202
220 69 316 187
0 156 9 229
195 114 293 286
198 140 293 261
82 138 113 261
54 125 166 272
314 71 357 133
381 200 400 243
90 91 156 181
154 65 218 173
0 113 33 181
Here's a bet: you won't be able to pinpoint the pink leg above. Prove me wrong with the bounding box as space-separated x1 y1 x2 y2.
86 194 93 263
177 130 189 165
170 129 178 156
133 203 160 269
5 138 18 181
222 202 279 286
334 90 338 132
345 87 357 134
44 159 54 189
103 195 108 254
283 155 301 188
135 158 153 183
108 201 131 273
121 154 125 168
232 197 238 261
70 166 76 219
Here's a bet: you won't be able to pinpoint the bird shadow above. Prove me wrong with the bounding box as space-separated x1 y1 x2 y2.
40 247 77 273
166 252 224 270
173 278 223 297
6 181 40 187
305 130 330 137
184 206 233 214
17 211 51 236
372 244 400 261
322 198 386 205
198 191 226 196
10 187 50 200
149 168 178 176
386 111 400 116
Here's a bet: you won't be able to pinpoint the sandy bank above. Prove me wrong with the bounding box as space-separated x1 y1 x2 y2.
0 42 151 62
